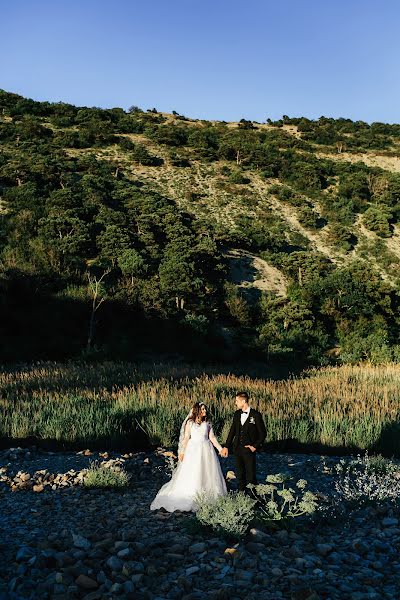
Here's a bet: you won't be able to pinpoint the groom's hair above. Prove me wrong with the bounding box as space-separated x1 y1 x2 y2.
236 391 249 401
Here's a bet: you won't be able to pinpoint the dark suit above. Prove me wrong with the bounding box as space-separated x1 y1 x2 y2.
224 407 266 492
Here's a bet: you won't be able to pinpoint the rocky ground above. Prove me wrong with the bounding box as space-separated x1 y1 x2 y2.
0 446 400 600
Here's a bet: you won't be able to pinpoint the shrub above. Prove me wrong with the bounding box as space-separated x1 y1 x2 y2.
83 461 131 489
181 312 209 335
119 137 136 151
131 144 163 166
247 473 318 522
298 205 319 229
363 205 392 237
195 491 257 538
327 223 355 251
229 170 250 184
334 451 400 507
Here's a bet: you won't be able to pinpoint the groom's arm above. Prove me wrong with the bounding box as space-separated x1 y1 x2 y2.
253 410 267 450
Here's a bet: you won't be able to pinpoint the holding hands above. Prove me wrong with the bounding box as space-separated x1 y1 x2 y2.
219 447 228 458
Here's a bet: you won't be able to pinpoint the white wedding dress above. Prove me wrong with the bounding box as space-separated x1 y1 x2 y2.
150 420 227 512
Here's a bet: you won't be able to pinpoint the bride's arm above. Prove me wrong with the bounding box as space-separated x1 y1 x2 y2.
208 424 223 453
179 420 192 460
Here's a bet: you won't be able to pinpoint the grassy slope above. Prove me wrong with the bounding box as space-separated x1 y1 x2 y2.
9 111 400 293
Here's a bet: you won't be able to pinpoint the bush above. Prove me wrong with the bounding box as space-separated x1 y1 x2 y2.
327 223 355 251
83 461 131 489
298 205 319 229
131 144 163 166
229 170 250 184
363 205 392 237
247 473 318 522
195 491 257 538
334 451 400 507
181 313 209 335
119 137 136 151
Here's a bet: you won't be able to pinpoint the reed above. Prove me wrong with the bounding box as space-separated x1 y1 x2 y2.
1 362 399 455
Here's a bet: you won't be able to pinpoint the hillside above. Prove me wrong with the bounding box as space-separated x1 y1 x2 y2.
1 89 400 364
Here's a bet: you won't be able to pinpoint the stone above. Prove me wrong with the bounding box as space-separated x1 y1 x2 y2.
248 527 270 542
316 543 333 557
96 570 107 583
189 542 207 554
117 547 132 559
246 542 265 554
75 574 98 590
106 556 123 571
72 533 91 550
16 546 35 562
186 566 200 576
123 581 136 593
114 540 130 550
352 539 369 555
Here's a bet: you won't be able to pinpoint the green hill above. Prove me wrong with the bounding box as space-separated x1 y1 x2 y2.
1 89 399 364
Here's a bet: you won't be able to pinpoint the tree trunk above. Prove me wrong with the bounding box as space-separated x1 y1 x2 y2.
298 266 303 286
86 270 110 350
87 301 96 350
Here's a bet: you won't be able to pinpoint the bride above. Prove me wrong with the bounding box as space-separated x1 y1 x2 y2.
150 402 227 512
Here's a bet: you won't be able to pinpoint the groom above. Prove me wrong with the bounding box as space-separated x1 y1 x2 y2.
221 391 266 492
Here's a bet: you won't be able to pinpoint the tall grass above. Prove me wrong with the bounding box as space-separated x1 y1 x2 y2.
1 362 400 455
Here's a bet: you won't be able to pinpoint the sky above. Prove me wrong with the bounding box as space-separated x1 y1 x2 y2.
1 0 400 124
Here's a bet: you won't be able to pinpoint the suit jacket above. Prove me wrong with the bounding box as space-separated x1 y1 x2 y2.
224 407 266 453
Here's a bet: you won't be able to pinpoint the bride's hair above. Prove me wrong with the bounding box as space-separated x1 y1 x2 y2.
189 402 208 424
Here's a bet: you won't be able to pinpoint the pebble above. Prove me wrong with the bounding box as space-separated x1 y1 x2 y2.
1 446 400 600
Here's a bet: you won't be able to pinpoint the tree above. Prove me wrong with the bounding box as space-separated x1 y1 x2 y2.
96 224 131 266
159 240 197 310
118 249 147 284
37 213 90 270
363 205 392 237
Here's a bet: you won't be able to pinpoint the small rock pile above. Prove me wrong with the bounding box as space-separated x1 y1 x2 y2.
0 447 162 494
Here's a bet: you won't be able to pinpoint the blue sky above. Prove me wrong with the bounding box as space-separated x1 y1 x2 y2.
1 0 399 123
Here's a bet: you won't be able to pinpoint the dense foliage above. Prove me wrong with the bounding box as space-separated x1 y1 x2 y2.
1 89 400 364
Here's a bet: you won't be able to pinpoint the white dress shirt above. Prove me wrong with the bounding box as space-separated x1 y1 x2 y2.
240 408 250 426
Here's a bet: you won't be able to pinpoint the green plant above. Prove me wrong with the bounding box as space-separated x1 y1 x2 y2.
83 460 131 489
363 452 397 476
195 491 257 538
229 170 250 184
247 473 318 522
334 451 400 506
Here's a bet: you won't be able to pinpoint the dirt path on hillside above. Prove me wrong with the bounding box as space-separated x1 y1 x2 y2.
251 176 343 265
316 150 400 173
225 249 287 296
